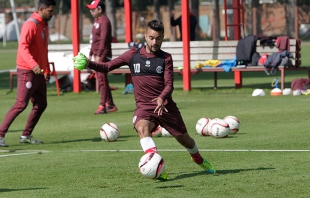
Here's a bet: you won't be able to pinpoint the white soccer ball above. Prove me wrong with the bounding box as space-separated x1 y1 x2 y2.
208 118 230 138
151 125 162 137
223 116 240 133
161 127 173 137
195 117 211 136
100 123 120 142
138 152 166 179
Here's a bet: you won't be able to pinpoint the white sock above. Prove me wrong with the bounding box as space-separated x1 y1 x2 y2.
140 137 157 153
186 142 199 154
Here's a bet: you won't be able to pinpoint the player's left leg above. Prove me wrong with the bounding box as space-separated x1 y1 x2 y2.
21 74 47 144
174 133 216 174
160 109 216 174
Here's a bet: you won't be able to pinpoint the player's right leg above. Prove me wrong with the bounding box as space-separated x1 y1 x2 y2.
134 116 169 181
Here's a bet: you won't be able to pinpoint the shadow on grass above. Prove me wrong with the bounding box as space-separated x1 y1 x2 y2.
7 129 24 133
156 185 184 188
216 167 275 175
170 167 275 181
47 135 136 144
0 187 47 193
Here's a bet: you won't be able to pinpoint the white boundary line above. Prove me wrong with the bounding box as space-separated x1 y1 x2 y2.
75 149 310 152
0 150 50 158
1 149 309 158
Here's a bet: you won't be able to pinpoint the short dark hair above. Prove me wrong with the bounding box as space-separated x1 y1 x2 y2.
97 1 106 11
38 0 56 9
146 20 164 34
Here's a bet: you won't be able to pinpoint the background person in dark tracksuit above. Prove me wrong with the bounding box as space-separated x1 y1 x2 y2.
87 0 117 114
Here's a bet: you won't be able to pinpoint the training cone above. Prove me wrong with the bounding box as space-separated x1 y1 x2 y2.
270 88 282 96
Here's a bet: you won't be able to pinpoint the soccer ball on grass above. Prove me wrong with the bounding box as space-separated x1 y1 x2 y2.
161 127 173 137
100 123 120 142
223 116 240 133
208 118 230 138
150 125 162 137
138 152 166 179
195 117 211 136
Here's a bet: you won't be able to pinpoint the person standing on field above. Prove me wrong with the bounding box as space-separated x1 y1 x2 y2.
170 10 198 41
86 0 117 114
0 0 56 147
73 20 216 180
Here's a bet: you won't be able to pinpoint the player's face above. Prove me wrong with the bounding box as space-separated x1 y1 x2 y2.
40 5 55 22
90 8 102 18
144 28 164 54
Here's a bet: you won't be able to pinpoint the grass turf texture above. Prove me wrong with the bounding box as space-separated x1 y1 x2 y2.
0 42 310 197
1 87 310 197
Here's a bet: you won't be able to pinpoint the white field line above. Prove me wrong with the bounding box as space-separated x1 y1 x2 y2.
1 149 309 158
0 150 50 158
75 149 310 152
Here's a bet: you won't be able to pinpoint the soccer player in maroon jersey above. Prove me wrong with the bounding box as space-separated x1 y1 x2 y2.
73 19 216 180
86 0 117 114
0 0 56 147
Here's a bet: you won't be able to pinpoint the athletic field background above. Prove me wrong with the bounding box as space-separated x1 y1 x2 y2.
0 42 310 197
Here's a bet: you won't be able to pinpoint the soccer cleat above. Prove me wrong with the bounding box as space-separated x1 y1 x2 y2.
94 105 107 114
155 170 169 181
106 105 118 113
122 83 134 94
301 89 310 95
198 158 216 174
0 137 8 147
19 136 43 144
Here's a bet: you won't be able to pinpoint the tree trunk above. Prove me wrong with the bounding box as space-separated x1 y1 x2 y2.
34 0 39 9
190 0 199 40
153 0 160 20
252 0 259 35
168 0 175 41
105 0 116 38
57 0 63 43
287 0 295 38
214 0 220 40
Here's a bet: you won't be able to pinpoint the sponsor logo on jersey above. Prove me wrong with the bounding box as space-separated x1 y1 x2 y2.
156 66 163 74
145 60 151 67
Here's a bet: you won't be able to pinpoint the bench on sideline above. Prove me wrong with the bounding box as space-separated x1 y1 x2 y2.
9 39 310 92
110 40 309 90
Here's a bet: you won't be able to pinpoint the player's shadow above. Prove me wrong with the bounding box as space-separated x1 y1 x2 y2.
171 171 213 180
91 135 135 142
47 136 134 144
156 185 184 189
0 187 47 193
216 167 275 175
171 167 275 180
7 129 23 133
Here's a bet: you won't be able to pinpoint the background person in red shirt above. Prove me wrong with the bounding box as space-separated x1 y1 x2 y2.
0 0 56 147
86 0 117 114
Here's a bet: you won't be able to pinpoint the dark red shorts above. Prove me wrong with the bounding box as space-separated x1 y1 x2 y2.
132 105 188 137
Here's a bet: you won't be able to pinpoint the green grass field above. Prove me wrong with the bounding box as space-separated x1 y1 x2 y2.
0 87 310 197
1 42 310 197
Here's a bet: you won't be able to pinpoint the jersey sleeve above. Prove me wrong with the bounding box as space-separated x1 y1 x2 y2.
87 48 136 73
18 22 38 69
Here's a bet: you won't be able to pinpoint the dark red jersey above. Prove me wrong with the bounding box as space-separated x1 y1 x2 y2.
89 15 112 60
88 46 175 110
